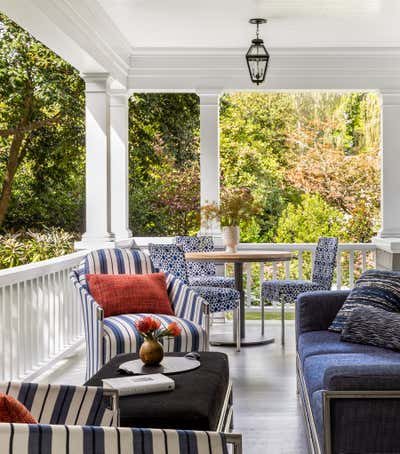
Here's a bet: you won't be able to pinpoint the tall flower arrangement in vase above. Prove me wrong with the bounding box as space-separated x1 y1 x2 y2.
201 187 261 252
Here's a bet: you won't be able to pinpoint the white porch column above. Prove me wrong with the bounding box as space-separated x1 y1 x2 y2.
75 74 115 250
109 90 132 243
198 90 221 235
374 90 400 269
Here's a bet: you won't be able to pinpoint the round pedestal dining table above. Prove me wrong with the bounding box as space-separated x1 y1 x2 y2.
185 250 293 347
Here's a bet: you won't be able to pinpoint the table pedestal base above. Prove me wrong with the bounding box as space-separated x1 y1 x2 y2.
210 335 275 347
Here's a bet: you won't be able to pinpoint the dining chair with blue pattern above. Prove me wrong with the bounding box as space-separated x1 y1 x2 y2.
149 243 241 351
174 236 235 289
261 237 338 345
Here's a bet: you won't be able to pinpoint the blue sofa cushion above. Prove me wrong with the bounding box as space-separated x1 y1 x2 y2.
341 305 400 352
303 351 400 398
329 269 400 332
298 331 387 366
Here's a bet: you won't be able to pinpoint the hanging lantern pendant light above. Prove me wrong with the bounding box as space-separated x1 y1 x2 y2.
246 18 269 85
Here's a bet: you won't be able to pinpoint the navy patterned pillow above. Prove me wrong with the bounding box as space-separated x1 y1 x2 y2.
341 305 400 352
329 269 400 332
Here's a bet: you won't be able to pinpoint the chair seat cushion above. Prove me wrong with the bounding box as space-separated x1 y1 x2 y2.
103 314 206 364
189 286 239 312
329 269 400 332
262 280 325 303
189 275 236 289
86 272 173 317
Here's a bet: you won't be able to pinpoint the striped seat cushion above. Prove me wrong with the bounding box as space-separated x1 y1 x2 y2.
103 314 206 363
0 383 116 427
78 249 154 288
0 424 229 454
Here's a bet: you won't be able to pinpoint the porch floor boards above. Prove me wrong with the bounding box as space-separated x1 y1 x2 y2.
36 320 309 454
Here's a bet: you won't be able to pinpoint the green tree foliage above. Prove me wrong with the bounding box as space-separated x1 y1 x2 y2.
274 194 346 243
0 13 85 231
0 11 381 256
129 94 200 235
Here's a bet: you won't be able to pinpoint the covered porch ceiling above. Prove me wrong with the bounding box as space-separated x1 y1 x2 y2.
1 0 400 91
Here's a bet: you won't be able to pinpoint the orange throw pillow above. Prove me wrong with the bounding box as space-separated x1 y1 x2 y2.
86 272 174 318
0 394 38 424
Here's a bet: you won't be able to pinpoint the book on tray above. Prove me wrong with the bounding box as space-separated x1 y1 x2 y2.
102 374 175 396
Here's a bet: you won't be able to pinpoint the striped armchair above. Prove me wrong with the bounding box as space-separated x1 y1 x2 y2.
71 248 209 379
0 381 242 454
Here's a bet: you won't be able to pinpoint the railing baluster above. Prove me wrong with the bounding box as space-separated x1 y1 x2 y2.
362 251 367 272
311 250 315 277
298 251 303 280
245 263 252 307
285 260 290 279
259 262 265 305
272 262 278 280
1 287 5 381
349 250 355 289
336 253 342 290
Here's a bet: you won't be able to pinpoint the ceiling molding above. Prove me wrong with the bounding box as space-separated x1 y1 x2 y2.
128 47 400 92
0 0 132 87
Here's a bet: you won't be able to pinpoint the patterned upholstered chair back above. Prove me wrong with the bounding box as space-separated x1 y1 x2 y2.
78 248 154 289
148 244 190 285
311 237 338 289
175 236 216 278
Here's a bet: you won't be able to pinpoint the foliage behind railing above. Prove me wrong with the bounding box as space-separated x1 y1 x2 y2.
0 227 75 269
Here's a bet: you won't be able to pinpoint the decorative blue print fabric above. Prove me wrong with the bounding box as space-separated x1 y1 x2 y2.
149 243 239 313
262 237 338 306
341 305 400 351
175 236 235 289
330 269 400 332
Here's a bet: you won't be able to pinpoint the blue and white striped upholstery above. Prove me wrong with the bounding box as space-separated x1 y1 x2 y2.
175 236 236 289
149 244 239 314
103 313 206 365
0 424 230 454
71 248 209 379
0 382 117 427
261 237 339 305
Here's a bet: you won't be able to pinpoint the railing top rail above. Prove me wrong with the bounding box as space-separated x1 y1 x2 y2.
0 251 88 287
238 243 376 252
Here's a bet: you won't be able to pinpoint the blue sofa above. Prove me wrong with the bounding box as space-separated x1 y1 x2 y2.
296 290 400 454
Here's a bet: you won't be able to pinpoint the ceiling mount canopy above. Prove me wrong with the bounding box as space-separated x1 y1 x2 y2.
246 18 270 85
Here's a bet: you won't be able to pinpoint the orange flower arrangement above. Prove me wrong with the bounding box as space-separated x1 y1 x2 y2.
135 316 181 342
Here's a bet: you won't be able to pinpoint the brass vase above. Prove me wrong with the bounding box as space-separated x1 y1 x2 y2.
139 339 164 366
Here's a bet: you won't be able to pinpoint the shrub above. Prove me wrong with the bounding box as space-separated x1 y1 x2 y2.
0 227 75 269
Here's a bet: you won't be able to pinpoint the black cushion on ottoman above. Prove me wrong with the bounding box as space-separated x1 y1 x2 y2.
85 352 229 430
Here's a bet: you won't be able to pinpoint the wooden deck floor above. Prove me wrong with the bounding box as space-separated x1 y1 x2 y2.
37 320 309 454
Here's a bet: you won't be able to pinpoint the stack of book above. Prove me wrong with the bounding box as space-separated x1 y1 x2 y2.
102 374 175 396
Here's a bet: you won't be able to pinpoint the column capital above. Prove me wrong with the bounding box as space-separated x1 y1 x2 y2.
380 89 400 107
109 89 130 107
197 89 222 105
81 73 111 92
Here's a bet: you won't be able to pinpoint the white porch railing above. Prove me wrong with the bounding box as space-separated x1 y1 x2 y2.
0 251 87 382
238 243 377 306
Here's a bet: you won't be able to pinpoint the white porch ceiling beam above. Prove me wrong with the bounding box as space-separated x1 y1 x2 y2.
0 0 131 87
128 47 400 92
